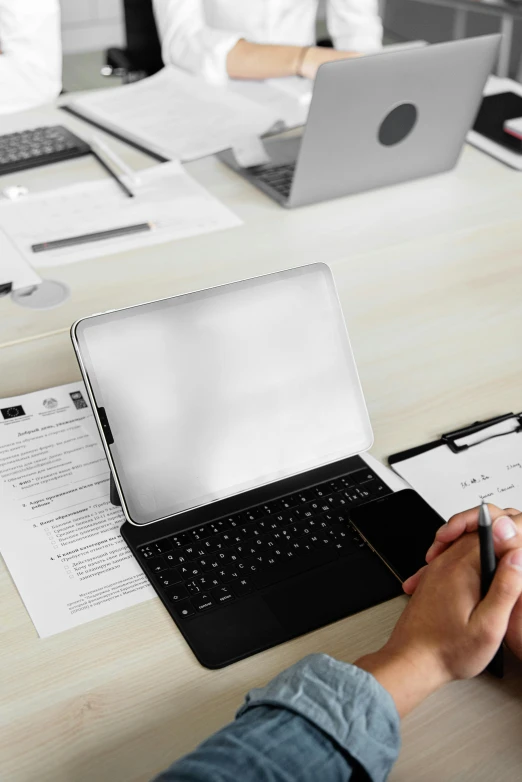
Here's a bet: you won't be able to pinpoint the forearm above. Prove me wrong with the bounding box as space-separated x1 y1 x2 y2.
226 40 306 80
155 655 400 782
226 40 359 81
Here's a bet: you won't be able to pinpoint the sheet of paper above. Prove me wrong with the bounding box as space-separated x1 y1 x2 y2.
0 382 154 637
391 419 522 520
67 66 282 161
0 161 242 267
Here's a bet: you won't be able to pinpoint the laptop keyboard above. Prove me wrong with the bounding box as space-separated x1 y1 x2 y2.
137 466 391 622
252 163 296 199
0 125 91 176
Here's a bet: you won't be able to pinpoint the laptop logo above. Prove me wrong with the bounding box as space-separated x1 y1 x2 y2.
1 405 26 419
378 103 418 146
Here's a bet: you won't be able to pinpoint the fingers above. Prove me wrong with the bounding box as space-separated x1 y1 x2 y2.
425 505 519 563
471 548 522 641
402 566 426 595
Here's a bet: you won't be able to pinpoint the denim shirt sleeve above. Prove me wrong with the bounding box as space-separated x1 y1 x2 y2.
154 654 401 782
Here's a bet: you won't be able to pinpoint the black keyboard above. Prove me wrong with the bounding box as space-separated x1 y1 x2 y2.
136 466 391 622
252 163 296 199
0 125 91 176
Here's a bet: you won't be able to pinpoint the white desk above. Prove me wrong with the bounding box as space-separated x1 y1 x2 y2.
1 103 522 782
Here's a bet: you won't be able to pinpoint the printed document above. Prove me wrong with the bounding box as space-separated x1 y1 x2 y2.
391 418 522 520
0 161 241 267
0 382 154 637
66 66 282 161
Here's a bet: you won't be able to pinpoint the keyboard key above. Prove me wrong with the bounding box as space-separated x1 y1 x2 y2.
219 564 242 582
231 577 253 597
138 546 155 559
199 557 220 571
196 574 221 590
157 570 182 588
170 533 191 548
354 486 372 502
312 485 330 499
190 526 212 541
208 520 231 535
261 501 283 515
244 507 264 522
185 579 201 595
183 545 199 560
192 593 214 612
173 600 195 619
153 539 172 554
351 469 375 484
339 475 355 488
164 551 187 567
201 538 220 553
211 586 235 605
148 557 168 573
168 585 189 602
364 481 388 498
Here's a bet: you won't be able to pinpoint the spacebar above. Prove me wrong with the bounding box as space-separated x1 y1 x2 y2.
251 549 338 590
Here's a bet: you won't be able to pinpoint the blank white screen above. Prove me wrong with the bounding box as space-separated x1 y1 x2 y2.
77 265 372 524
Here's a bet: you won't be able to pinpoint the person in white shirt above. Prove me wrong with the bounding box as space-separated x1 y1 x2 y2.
153 0 382 83
0 0 62 115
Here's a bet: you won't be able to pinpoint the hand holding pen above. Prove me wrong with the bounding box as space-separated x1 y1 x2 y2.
403 502 522 670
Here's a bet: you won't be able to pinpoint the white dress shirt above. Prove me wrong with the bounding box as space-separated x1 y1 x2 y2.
153 0 382 84
0 0 62 115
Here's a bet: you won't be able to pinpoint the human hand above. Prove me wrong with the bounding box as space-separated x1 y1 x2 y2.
298 47 359 80
403 504 522 660
356 533 522 717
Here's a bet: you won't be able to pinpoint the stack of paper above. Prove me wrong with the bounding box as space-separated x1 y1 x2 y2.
65 66 284 162
0 161 242 267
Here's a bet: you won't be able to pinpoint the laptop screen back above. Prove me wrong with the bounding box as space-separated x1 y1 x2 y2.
73 264 373 525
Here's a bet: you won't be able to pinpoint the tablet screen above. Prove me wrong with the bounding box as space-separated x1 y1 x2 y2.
74 264 373 524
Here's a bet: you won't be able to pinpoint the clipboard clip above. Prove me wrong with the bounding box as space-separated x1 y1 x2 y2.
441 413 522 454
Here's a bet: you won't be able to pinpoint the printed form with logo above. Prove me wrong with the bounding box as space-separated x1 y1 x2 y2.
0 382 154 636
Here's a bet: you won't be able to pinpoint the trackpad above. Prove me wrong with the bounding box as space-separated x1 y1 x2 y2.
263 557 400 634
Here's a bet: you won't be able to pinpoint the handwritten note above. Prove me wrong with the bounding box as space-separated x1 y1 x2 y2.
391 419 522 520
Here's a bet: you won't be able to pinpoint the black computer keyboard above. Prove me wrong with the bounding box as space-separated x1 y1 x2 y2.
0 125 91 176
253 163 296 199
137 466 391 621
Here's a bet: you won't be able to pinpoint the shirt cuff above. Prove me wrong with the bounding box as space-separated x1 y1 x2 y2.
334 35 383 53
237 654 400 782
199 29 243 85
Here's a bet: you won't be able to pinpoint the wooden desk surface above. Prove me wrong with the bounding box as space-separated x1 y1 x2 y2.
1 105 522 782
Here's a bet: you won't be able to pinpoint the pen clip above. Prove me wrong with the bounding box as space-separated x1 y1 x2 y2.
441 413 522 453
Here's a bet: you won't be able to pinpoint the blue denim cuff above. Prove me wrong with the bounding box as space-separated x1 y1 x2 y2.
237 654 401 782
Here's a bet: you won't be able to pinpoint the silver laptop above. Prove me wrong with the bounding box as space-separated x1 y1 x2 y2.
218 35 500 208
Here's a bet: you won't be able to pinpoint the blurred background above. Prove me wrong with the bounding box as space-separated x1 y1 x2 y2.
61 0 522 93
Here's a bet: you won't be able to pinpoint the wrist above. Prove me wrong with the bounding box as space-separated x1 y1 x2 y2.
295 46 310 78
355 645 450 718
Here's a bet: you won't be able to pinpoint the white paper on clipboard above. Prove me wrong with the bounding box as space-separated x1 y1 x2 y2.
390 417 522 520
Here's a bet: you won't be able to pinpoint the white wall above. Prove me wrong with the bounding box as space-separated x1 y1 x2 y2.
60 0 124 54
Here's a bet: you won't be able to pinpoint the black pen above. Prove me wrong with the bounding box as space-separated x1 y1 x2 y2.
92 149 135 198
479 500 504 678
31 222 152 253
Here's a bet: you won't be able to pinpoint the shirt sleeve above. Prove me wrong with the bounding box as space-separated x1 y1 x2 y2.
0 0 62 115
154 654 401 782
327 0 383 53
152 0 242 84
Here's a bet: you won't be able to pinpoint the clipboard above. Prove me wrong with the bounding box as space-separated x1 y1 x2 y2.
389 413 522 464
388 411 522 522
